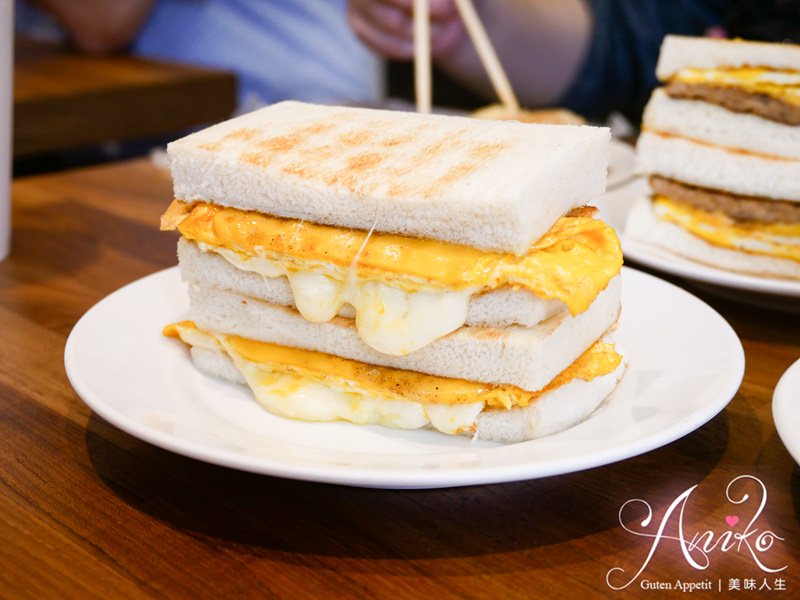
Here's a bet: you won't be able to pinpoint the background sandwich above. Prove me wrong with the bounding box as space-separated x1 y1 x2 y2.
628 35 800 280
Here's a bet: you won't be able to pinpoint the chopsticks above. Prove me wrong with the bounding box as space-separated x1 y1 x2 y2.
413 0 432 113
452 0 520 114
413 0 520 115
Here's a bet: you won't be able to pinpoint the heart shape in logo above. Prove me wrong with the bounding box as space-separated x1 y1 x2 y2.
725 515 739 527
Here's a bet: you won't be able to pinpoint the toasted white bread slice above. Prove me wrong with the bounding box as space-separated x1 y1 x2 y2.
177 237 566 328
656 35 800 81
625 197 800 280
474 359 625 442
643 89 800 160
636 131 800 201
188 344 626 444
167 101 610 255
186 275 622 392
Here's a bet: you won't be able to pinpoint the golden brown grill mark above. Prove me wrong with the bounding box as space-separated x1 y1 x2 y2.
202 127 262 150
302 145 336 162
298 123 336 136
387 181 410 198
281 163 311 177
422 162 480 199
381 135 413 147
238 123 339 168
421 140 447 156
470 142 507 159
230 128 260 140
338 130 374 146
257 134 302 153
438 162 479 185
241 151 272 168
346 152 384 171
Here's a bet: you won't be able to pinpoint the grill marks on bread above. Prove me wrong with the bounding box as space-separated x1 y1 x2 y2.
203 119 510 199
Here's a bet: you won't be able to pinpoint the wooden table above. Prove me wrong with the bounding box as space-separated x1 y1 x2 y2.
13 39 237 157
1 159 798 598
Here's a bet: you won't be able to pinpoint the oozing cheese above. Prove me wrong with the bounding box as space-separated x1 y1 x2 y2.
162 200 622 354
653 196 800 262
205 242 475 355
164 321 623 436
673 67 800 106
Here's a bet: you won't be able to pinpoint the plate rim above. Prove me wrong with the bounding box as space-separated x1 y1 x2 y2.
622 236 800 297
64 266 745 489
773 358 800 465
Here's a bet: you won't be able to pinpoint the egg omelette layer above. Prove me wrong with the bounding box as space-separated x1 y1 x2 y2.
161 200 623 316
653 195 800 262
164 321 622 410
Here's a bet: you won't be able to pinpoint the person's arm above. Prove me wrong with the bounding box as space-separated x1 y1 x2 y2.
31 0 157 53
560 0 729 121
350 0 732 120
348 0 593 106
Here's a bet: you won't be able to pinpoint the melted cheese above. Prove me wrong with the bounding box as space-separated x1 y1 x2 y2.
166 201 620 310
164 321 623 435
208 243 475 355
653 196 800 262
163 200 622 354
673 67 800 106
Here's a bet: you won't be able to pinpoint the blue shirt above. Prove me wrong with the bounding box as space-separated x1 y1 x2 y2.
560 0 732 121
133 0 382 108
16 0 382 109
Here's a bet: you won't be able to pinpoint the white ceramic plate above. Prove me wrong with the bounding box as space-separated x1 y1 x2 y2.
773 359 800 465
65 267 744 489
596 178 800 300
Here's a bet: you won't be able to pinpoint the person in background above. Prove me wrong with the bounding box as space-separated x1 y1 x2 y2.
348 0 800 122
16 0 383 110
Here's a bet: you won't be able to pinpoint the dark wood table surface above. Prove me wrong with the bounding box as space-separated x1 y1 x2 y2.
14 39 237 157
1 158 798 598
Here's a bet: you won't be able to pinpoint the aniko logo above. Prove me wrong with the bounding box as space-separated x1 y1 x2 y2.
606 475 787 591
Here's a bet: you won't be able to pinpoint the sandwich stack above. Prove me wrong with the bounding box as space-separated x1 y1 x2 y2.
161 101 625 443
628 35 800 280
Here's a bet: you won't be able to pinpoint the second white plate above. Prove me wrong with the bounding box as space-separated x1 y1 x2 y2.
65 267 744 489
774 359 800 465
